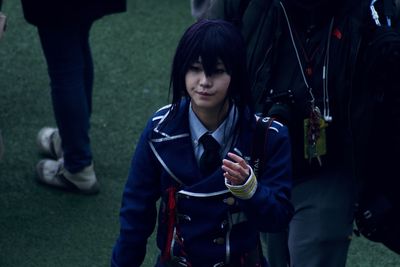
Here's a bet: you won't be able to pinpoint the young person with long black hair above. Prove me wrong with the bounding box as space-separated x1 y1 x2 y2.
111 19 294 266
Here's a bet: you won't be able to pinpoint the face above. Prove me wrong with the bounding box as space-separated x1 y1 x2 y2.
185 58 231 116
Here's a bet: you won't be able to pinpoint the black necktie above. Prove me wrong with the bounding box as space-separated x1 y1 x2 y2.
199 134 221 176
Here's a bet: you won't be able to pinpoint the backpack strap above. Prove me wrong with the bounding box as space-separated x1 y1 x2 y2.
250 116 274 178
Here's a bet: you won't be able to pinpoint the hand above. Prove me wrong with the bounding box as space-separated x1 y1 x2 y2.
222 152 250 185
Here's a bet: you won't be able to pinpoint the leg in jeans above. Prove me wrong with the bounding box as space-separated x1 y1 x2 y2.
37 21 94 174
288 169 356 267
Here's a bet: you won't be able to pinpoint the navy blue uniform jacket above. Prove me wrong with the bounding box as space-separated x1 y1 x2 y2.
111 98 293 266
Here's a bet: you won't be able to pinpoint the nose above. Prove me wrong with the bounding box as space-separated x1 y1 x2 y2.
199 72 212 88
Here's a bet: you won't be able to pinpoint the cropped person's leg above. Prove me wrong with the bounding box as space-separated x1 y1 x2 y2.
81 28 94 117
35 21 98 193
37 22 93 173
288 170 356 267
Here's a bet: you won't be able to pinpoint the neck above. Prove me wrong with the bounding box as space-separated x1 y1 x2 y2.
192 101 230 131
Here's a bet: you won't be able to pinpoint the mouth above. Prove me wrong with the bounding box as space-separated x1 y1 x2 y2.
196 91 213 96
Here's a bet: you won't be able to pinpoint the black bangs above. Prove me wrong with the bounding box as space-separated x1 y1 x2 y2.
183 20 243 76
199 25 234 76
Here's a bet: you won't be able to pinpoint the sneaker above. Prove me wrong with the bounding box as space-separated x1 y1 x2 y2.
36 159 99 194
37 127 63 159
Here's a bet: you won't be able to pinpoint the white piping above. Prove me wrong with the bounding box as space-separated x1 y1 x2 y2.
177 189 230 197
148 141 184 185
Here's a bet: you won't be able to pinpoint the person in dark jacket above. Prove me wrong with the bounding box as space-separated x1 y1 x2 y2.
20 0 126 194
197 0 400 266
111 19 294 266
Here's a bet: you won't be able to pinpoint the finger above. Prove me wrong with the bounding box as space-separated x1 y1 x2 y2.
227 152 248 169
222 159 236 171
222 159 248 178
222 165 245 183
223 158 244 169
223 170 243 185
222 160 241 176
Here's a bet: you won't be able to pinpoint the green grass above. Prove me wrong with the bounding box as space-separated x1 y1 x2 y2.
0 1 399 266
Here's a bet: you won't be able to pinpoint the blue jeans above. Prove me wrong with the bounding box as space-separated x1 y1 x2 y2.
38 20 95 173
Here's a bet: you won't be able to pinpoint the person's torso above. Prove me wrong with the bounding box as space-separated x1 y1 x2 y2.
243 1 365 180
148 102 264 266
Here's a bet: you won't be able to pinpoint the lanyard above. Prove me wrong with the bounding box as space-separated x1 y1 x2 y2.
280 1 334 122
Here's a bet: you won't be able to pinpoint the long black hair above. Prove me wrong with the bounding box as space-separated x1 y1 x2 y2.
168 19 251 116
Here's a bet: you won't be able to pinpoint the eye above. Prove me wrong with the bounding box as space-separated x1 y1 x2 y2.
214 68 226 75
188 63 203 72
213 62 227 75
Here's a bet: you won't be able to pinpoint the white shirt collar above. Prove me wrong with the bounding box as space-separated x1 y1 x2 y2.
188 102 238 148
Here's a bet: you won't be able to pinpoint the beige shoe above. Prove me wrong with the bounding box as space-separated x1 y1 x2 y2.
36 159 99 194
37 127 63 159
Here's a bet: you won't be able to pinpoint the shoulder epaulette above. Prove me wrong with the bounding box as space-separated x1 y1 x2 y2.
152 104 172 122
254 115 283 133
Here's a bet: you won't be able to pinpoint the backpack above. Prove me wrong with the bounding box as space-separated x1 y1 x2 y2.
354 192 400 254
353 1 400 254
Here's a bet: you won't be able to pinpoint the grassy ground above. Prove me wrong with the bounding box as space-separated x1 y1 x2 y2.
0 0 399 266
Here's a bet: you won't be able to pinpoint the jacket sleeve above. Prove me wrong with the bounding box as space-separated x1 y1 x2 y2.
238 122 294 233
111 118 161 267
